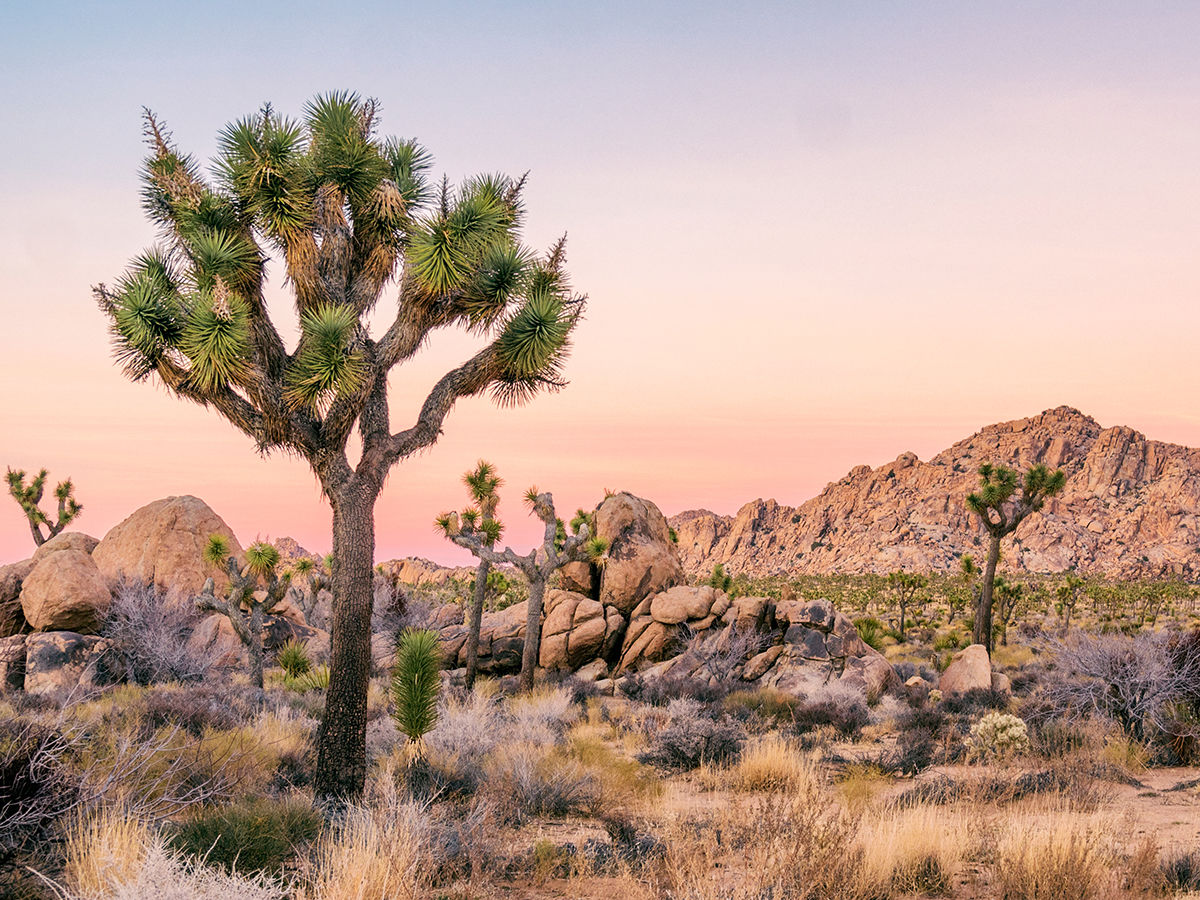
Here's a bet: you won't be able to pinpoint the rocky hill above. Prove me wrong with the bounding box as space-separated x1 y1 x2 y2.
670 407 1200 579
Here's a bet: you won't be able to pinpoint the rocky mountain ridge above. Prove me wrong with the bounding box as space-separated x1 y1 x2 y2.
670 407 1200 579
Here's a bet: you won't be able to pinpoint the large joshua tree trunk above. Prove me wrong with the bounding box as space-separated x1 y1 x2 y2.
974 534 1001 652
315 482 378 800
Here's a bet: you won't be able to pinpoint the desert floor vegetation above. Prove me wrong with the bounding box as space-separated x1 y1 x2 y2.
4 654 1200 900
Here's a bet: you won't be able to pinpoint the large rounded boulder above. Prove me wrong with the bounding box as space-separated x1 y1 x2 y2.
20 534 110 633
0 558 36 638
595 493 684 615
92 496 242 602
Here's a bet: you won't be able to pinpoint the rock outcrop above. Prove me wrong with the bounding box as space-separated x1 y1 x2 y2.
0 558 35 638
24 632 111 695
671 407 1200 578
595 492 685 614
92 496 242 601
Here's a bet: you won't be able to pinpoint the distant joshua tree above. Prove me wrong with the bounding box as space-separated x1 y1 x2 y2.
5 467 82 547
1055 572 1085 634
966 463 1065 652
195 535 291 690
439 486 607 691
460 460 503 689
886 571 927 642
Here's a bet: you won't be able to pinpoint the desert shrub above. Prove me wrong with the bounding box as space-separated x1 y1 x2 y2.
275 639 312 678
637 699 744 771
854 616 885 651
938 687 1011 716
507 685 580 744
0 716 78 870
1040 630 1200 744
139 685 246 736
63 806 151 898
892 660 939 684
561 730 662 807
857 805 967 896
791 696 869 739
102 578 210 685
1161 848 1200 892
482 742 599 824
723 687 799 727
168 794 323 877
619 671 731 706
967 711 1031 760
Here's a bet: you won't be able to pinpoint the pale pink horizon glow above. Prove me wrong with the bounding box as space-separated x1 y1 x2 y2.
3 4 1199 566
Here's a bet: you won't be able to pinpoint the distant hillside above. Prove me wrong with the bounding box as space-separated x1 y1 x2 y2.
670 407 1200 579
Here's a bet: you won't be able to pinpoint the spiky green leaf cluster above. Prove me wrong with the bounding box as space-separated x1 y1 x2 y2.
204 534 231 567
584 536 609 561
245 541 281 578
493 289 577 407
392 628 441 743
284 304 366 411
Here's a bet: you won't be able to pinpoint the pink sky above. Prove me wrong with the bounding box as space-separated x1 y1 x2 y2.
3 4 1200 565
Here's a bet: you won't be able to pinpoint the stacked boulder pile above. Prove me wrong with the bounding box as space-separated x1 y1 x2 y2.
435 492 902 700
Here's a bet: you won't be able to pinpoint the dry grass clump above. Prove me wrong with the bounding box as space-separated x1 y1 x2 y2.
63 807 151 898
298 801 428 900
994 814 1113 900
857 805 971 897
481 741 600 824
726 733 820 793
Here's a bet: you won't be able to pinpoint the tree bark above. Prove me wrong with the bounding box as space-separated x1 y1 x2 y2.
520 573 546 692
974 534 1001 652
247 603 265 690
314 483 377 801
464 558 489 689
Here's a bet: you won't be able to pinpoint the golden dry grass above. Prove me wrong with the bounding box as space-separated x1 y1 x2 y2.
298 803 427 900
63 807 151 898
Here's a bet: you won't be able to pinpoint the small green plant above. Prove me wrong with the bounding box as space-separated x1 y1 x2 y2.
854 616 886 651
708 563 733 592
5 466 83 547
286 664 330 693
392 628 442 744
167 795 323 876
276 639 312 678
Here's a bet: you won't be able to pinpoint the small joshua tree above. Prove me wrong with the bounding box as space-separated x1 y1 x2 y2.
288 554 332 625
460 460 503 689
886 571 927 642
966 463 1065 652
950 554 980 624
195 535 291 689
992 576 1030 646
391 628 441 747
1055 572 1084 634
439 486 607 691
5 467 83 548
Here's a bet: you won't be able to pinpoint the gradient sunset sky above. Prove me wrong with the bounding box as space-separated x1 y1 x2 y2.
3 2 1199 565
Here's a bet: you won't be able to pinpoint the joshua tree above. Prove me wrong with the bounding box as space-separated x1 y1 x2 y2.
947 554 979 624
886 571 927 642
195 535 291 690
992 575 1031 646
391 628 441 747
1055 573 1084 634
5 468 82 547
966 463 1065 652
439 487 607 691
94 94 582 799
460 460 503 689
288 554 332 626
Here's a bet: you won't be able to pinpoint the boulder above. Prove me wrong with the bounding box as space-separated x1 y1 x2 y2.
186 614 245 670
439 600 530 674
616 619 675 672
540 590 607 670
0 558 35 638
742 644 784 681
574 658 608 682
723 595 769 630
0 634 26 690
939 644 993 695
991 671 1012 695
20 547 111 633
595 493 684 614
92 496 242 602
558 561 596 595
650 585 719 625
24 632 111 694
843 652 902 698
32 532 100 560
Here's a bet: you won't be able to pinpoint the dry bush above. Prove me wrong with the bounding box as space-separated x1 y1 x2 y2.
507 685 582 743
298 801 428 900
74 838 283 900
637 698 744 772
561 727 662 809
100 579 211 685
480 741 600 824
